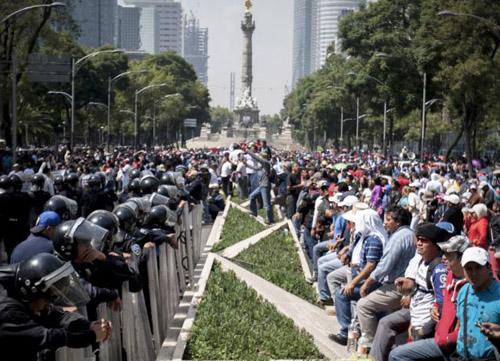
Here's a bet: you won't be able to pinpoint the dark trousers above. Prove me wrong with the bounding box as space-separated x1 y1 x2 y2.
286 194 297 219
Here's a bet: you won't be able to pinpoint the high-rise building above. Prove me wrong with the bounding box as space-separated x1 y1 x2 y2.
317 0 365 67
123 0 183 55
292 0 314 88
70 0 118 48
117 6 142 51
183 14 209 86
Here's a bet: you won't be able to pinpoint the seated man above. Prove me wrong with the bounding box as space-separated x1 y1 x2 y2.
329 209 387 345
455 247 500 360
388 235 469 360
313 197 357 304
355 206 415 350
10 211 61 264
370 224 448 361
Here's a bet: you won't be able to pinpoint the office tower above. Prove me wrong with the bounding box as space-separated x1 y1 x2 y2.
292 0 315 88
117 6 142 51
183 14 209 86
70 0 118 48
123 0 183 55
317 0 365 67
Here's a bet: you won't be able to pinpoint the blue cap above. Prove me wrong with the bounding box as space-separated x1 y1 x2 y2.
31 211 61 234
436 221 455 235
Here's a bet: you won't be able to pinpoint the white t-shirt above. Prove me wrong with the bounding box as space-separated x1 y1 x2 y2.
221 162 232 178
245 154 260 175
236 162 246 177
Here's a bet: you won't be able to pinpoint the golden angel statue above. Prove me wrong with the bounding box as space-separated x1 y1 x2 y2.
245 0 252 13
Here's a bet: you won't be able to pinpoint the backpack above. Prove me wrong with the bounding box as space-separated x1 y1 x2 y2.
425 257 442 292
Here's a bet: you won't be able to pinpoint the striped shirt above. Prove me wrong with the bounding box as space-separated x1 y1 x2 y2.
352 235 384 278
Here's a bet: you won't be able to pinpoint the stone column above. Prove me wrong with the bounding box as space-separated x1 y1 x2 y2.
241 13 255 95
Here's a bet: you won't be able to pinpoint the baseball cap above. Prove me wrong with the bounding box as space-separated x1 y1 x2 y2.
470 183 477 190
31 211 61 234
461 247 490 267
436 221 455 235
479 181 488 188
438 235 470 254
338 195 359 208
443 194 460 205
329 194 342 204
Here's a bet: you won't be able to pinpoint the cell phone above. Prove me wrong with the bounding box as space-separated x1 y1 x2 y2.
475 322 483 327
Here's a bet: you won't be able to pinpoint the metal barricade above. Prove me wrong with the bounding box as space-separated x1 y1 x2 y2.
182 205 195 290
146 246 163 351
97 303 123 361
121 281 156 361
54 203 204 361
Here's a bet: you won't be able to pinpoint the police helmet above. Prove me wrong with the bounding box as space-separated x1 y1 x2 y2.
129 169 141 180
113 203 138 233
53 175 64 186
43 195 78 221
87 210 120 252
143 205 178 228
64 173 80 188
0 175 10 190
53 218 109 261
15 253 89 307
9 174 22 191
87 174 102 190
140 175 160 195
128 179 141 194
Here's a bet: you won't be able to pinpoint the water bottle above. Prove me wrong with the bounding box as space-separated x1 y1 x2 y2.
283 228 289 236
347 319 359 353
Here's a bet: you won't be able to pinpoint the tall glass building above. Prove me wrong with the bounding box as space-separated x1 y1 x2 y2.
317 0 365 67
292 0 315 88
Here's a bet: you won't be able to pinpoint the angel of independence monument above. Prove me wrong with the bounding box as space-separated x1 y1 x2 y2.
228 0 264 140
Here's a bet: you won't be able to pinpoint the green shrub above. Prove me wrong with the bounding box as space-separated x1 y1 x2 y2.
184 263 323 360
212 207 266 252
234 229 317 304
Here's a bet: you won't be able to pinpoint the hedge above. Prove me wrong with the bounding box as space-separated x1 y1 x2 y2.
234 229 317 304
184 263 323 360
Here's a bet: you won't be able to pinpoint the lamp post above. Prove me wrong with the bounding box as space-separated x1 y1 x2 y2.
375 53 429 161
2 2 66 162
438 11 500 42
107 70 148 149
134 83 168 150
155 93 181 145
71 49 124 150
348 72 387 155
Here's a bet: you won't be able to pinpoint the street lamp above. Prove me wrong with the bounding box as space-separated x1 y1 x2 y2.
107 70 148 148
347 72 388 155
71 49 124 150
135 83 168 150
326 86 359 149
152 93 181 145
375 52 429 161
2 2 66 162
438 11 500 42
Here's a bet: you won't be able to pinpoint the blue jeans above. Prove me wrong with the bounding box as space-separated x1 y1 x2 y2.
388 338 448 361
335 281 381 336
250 185 273 223
248 172 259 195
317 253 343 300
292 216 302 240
304 230 318 260
312 241 330 277
202 200 211 222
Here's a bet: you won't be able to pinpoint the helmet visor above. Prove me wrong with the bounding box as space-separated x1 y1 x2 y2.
165 208 178 227
149 193 169 206
41 262 90 308
70 218 109 252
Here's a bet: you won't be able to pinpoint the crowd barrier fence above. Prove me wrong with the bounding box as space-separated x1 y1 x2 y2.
54 203 204 361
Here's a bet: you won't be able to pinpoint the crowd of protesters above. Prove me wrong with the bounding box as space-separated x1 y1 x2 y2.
0 141 500 360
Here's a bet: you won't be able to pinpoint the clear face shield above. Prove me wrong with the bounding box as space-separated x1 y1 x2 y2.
149 193 169 207
53 195 78 220
40 262 90 308
68 218 109 254
173 172 186 189
165 207 178 227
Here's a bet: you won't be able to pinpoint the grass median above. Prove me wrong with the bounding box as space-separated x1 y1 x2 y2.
234 228 317 304
184 262 323 360
212 207 266 252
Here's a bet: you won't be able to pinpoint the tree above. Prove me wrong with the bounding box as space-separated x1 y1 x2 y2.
209 106 232 134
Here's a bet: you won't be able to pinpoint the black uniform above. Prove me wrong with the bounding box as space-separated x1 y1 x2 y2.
30 190 51 220
0 191 33 259
0 292 95 361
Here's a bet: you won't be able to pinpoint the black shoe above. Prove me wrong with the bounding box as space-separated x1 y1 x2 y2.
328 333 347 346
